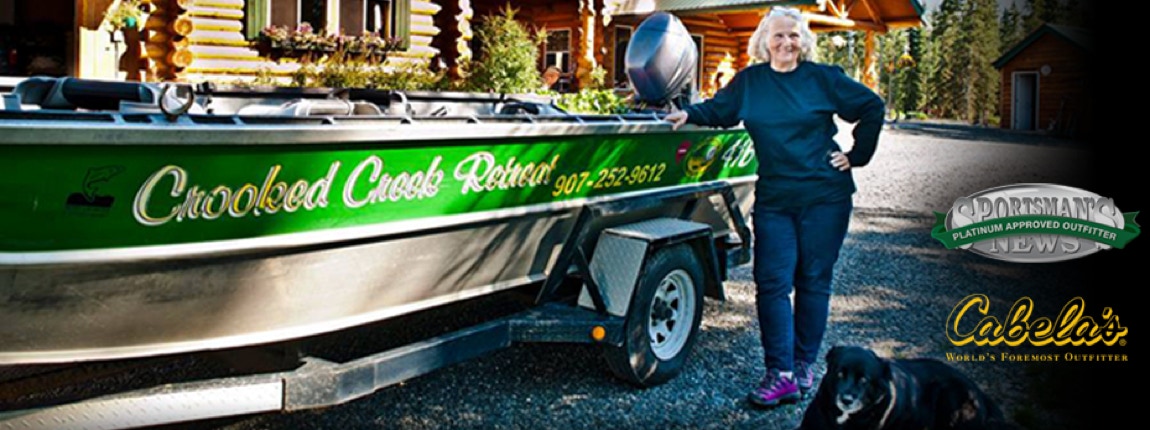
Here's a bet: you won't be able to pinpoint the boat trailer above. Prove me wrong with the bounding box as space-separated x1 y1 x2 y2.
1 184 751 429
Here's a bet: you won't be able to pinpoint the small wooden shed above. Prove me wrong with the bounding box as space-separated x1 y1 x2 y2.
993 23 1091 137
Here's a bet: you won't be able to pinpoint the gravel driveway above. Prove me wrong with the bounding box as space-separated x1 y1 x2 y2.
210 121 1134 430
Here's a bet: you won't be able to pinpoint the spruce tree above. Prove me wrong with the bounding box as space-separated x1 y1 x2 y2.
878 31 905 118
1023 0 1061 33
951 0 974 121
1040 0 1063 22
1062 0 1087 27
964 0 1000 125
816 31 867 80
902 28 923 115
925 0 964 119
1000 3 1023 53
916 26 936 116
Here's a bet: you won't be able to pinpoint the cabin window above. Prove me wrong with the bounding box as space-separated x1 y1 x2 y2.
299 0 327 29
364 0 410 49
267 0 325 29
365 0 392 34
1 0 71 77
544 29 572 74
244 0 270 40
613 26 633 89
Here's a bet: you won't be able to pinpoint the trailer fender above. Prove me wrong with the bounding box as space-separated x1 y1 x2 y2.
575 218 720 318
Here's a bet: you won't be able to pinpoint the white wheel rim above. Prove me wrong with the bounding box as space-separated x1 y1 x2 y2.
648 268 697 360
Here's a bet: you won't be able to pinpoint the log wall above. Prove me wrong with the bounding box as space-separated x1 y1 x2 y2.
142 0 445 82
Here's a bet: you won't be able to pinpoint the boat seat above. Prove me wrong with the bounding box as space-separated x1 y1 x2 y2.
8 77 159 111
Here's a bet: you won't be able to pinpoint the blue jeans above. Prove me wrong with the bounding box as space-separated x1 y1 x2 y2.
752 198 852 372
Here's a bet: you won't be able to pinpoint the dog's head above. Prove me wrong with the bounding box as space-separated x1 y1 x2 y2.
824 345 892 419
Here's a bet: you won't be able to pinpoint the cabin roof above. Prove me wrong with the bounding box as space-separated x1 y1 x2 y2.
994 23 1091 69
612 0 810 15
611 0 925 31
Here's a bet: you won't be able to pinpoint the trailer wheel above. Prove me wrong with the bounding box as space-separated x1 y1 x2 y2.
604 244 705 387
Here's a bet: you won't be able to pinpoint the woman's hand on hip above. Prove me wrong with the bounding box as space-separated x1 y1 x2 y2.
665 111 689 130
829 151 851 171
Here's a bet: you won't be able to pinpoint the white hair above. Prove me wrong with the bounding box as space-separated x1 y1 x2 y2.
747 7 817 64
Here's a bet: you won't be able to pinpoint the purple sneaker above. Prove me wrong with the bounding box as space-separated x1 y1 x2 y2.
747 370 800 408
795 361 817 395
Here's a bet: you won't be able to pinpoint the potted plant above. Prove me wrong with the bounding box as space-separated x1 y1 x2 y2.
256 24 400 64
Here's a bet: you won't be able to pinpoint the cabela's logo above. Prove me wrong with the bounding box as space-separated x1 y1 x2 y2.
946 294 1127 347
932 184 1140 262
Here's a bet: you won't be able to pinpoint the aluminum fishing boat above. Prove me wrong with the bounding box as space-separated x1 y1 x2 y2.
0 11 757 367
0 75 757 366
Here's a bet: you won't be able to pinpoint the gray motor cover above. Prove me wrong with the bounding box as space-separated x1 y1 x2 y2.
625 12 698 104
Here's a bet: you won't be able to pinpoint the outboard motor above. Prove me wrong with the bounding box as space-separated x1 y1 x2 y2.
625 12 698 107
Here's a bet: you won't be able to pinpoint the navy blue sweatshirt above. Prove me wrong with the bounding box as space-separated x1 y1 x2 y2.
684 61 884 208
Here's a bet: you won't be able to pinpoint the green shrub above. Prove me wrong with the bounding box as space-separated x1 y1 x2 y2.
290 63 314 87
278 52 443 91
549 66 630 114
314 62 371 89
554 89 630 115
367 61 445 91
462 5 544 94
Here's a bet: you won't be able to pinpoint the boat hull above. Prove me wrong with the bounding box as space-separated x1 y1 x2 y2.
0 119 756 364
1 210 575 363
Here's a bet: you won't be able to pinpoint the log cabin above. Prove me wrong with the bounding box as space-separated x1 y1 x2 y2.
463 0 924 95
4 0 922 93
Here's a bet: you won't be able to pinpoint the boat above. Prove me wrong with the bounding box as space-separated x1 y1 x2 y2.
0 13 756 367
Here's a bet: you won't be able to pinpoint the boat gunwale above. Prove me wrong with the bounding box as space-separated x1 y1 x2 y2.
0 114 738 145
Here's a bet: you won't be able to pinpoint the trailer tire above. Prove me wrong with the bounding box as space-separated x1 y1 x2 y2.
604 244 705 388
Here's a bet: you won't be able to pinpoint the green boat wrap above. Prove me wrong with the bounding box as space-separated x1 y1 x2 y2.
1 129 756 259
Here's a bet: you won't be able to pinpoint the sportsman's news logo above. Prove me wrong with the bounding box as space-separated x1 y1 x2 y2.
931 184 1140 262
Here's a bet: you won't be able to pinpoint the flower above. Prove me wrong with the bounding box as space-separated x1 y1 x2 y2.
104 0 144 31
831 35 847 49
254 24 401 64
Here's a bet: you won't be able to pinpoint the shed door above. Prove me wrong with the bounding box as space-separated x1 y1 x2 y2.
1013 72 1038 130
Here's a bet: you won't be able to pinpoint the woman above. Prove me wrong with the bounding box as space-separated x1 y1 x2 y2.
665 7 883 408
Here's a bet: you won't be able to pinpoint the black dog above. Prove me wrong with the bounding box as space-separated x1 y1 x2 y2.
799 346 1018 430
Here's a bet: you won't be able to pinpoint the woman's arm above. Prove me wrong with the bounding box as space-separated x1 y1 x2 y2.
681 70 746 128
829 67 885 168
